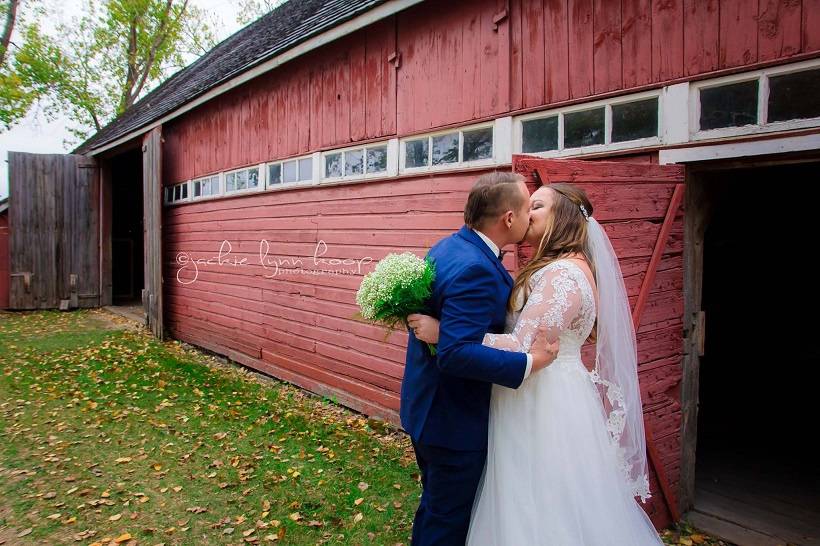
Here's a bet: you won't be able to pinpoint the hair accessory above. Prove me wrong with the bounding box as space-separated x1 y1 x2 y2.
579 204 590 220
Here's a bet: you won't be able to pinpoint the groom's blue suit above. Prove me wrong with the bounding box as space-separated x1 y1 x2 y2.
401 225 528 546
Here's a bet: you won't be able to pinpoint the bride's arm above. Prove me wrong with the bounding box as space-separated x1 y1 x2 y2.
486 263 584 353
409 263 584 353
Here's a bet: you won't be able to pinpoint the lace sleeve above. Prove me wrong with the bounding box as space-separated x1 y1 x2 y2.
483 262 584 353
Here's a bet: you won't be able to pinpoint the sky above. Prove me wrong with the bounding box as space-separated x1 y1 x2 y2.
0 0 246 200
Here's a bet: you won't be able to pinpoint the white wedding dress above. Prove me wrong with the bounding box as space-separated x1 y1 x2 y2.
466 259 663 546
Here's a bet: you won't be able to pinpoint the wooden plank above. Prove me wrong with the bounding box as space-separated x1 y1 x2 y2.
758 0 802 61
142 127 164 340
350 37 367 143
544 0 570 103
568 0 594 99
521 0 545 108
622 0 652 88
683 0 720 75
719 0 759 68
509 0 524 110
804 0 820 52
652 0 684 81
593 0 622 94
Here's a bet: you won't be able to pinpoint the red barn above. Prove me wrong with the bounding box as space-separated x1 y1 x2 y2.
6 0 820 541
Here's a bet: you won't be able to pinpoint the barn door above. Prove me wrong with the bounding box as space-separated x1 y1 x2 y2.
7 152 100 310
142 127 164 340
514 155 686 525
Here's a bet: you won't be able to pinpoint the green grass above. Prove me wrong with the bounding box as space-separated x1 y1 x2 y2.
0 309 728 546
0 310 417 545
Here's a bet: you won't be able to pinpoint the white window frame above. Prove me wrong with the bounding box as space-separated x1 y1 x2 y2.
690 57 820 140
265 153 316 189
164 181 192 206
223 163 266 196
399 121 497 174
190 173 223 202
321 141 393 182
513 89 662 158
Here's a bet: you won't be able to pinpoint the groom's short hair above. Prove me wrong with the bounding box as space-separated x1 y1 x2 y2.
464 172 527 229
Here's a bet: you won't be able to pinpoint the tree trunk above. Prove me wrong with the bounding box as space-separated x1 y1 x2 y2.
1 0 20 68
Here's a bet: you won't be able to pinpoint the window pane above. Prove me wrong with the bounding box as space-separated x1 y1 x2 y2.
226 172 235 191
248 168 259 188
432 132 459 165
283 160 298 183
463 128 493 161
768 68 820 123
268 164 282 185
522 116 559 153
194 181 202 197
325 153 342 178
564 107 605 148
345 150 364 176
699 80 758 130
367 146 388 173
612 97 659 142
181 184 188 199
174 185 181 200
299 158 312 181
203 180 212 196
164 187 172 202
236 170 248 190
405 139 428 168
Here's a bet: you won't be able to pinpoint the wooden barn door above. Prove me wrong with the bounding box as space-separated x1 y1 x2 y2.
142 127 164 340
7 152 100 310
514 155 686 526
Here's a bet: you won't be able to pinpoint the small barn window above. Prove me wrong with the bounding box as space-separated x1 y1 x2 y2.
432 132 459 165
612 98 659 143
699 80 759 130
690 60 820 139
405 139 428 168
522 116 559 153
768 67 820 123
564 107 605 148
515 90 661 156
267 155 313 188
366 146 388 173
225 166 262 194
400 123 495 172
321 143 390 181
193 175 220 199
164 181 191 205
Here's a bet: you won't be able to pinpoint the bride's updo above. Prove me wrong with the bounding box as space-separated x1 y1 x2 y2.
509 183 595 316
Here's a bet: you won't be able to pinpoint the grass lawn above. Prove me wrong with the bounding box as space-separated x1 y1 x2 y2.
0 309 729 546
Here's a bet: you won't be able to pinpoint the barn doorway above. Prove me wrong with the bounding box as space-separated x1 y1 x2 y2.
108 147 145 315
687 160 820 546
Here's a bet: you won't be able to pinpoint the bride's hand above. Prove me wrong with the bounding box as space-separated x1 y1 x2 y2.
407 314 440 344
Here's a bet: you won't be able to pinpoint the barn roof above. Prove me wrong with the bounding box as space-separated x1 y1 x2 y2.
74 0 390 155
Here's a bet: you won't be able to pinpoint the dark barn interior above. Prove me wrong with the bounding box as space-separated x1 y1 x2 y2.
110 148 144 305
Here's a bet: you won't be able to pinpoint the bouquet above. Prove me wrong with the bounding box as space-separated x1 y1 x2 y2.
356 252 437 355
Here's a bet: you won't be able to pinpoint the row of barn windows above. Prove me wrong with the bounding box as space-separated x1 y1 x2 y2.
164 61 820 205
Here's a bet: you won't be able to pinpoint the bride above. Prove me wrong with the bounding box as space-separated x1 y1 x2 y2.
409 183 664 545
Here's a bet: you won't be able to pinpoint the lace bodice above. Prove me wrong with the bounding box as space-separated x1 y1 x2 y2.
484 260 596 355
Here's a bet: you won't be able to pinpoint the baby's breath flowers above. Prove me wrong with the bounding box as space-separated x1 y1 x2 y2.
356 252 437 355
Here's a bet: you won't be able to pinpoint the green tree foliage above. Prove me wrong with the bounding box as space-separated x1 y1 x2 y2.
0 0 218 142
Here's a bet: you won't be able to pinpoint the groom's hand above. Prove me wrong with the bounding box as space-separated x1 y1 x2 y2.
530 325 559 372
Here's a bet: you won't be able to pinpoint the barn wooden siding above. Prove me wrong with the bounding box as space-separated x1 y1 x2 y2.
164 0 820 183
163 170 501 419
0 212 9 309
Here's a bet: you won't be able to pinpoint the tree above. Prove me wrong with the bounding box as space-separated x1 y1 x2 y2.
0 0 219 141
236 0 288 26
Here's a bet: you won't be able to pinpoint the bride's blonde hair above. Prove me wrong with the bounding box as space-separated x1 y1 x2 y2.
509 183 597 340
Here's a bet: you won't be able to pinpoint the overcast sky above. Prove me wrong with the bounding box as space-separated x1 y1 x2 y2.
0 0 245 200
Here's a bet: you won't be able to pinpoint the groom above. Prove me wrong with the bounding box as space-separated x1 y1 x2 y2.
401 171 560 545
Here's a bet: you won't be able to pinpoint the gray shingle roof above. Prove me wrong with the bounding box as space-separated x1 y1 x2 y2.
75 0 389 154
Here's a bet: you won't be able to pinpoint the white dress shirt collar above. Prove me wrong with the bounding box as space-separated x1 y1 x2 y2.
473 229 500 258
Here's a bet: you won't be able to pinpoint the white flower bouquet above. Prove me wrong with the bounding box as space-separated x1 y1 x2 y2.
356 252 437 355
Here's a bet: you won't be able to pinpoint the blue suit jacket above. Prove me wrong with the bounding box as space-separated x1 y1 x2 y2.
400 225 528 451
